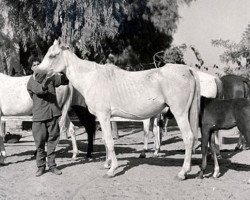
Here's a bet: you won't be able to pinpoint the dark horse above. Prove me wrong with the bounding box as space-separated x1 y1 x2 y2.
198 98 250 179
221 74 250 99
221 74 250 150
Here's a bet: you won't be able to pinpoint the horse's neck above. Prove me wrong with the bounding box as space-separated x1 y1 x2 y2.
64 53 98 96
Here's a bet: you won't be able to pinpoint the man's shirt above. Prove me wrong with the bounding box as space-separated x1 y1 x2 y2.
27 74 68 122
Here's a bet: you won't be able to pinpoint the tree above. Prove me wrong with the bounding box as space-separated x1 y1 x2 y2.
2 0 196 72
0 3 21 76
212 23 250 77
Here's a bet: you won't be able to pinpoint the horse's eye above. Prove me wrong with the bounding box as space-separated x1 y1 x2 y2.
49 54 55 58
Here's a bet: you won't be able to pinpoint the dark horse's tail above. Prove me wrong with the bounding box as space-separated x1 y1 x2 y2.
71 105 96 158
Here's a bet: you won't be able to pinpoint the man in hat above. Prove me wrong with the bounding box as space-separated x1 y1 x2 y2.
27 60 69 177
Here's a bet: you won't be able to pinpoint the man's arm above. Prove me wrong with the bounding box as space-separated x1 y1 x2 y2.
27 77 48 95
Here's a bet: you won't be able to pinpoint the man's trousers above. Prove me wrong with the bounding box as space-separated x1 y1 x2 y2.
32 117 60 169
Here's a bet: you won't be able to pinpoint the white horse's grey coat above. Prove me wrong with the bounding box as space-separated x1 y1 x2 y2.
35 40 201 180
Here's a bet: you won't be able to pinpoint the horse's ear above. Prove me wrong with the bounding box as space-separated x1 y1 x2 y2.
58 37 62 45
50 40 62 57
53 39 59 45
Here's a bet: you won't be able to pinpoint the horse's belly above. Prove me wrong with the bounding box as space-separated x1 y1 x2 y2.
111 99 165 120
1 98 32 116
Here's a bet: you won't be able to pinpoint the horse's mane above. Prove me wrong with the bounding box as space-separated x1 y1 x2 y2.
64 50 124 76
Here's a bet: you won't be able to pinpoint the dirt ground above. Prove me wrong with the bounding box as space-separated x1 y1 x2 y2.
1 122 250 200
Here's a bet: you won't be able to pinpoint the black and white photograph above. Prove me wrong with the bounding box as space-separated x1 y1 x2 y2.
0 0 249 199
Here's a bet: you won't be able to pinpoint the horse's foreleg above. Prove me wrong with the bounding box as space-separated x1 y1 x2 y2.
68 122 79 159
214 131 221 158
210 133 220 178
139 119 150 158
175 114 194 180
98 115 118 177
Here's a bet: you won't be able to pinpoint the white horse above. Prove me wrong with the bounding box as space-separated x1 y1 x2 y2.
34 39 200 180
0 73 80 164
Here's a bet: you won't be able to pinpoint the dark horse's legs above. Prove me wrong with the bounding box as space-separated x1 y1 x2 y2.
198 125 211 179
210 133 220 178
71 105 96 158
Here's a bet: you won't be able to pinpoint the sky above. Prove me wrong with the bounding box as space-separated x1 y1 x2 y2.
173 0 250 75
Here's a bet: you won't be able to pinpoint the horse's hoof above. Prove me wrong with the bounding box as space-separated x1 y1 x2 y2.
212 173 220 179
103 173 115 178
175 174 186 181
86 154 93 159
1 151 7 157
197 172 204 179
152 154 159 158
71 157 77 161
139 154 146 158
103 164 111 169
234 146 243 152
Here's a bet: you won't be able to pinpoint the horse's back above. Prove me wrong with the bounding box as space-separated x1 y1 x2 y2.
0 74 32 115
96 64 196 119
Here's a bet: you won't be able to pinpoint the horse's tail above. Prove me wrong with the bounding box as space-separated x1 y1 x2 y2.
189 68 201 144
215 77 223 99
59 83 74 139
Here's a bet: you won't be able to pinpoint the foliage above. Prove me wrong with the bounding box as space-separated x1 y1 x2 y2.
0 3 18 74
212 24 250 77
151 44 187 68
1 0 196 72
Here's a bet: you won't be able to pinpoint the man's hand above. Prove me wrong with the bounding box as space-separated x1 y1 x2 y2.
42 75 55 90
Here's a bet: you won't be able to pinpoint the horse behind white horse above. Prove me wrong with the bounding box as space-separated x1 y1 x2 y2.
35 39 200 180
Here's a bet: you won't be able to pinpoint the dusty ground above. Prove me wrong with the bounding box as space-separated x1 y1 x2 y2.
0 122 250 200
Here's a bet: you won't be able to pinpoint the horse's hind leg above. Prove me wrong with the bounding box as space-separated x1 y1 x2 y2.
235 132 247 151
198 126 211 179
210 133 220 178
68 122 79 159
174 113 195 180
0 136 6 165
111 122 119 139
98 114 118 177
